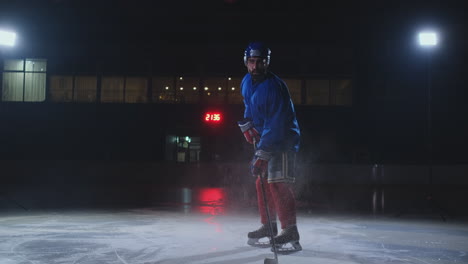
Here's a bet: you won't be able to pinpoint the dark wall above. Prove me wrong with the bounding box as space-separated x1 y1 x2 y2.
0 96 467 215
2 160 468 216
1 101 466 164
0 103 245 161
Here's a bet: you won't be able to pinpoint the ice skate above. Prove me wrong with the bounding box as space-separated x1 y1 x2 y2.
247 223 278 248
271 225 302 253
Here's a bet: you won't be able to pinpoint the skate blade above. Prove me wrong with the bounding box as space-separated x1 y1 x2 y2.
272 241 302 254
247 238 271 248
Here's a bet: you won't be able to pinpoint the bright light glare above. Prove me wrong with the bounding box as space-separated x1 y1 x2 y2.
418 32 438 46
0 30 16 46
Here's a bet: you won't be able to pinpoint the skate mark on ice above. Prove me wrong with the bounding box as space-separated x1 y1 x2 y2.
408 256 432 264
72 254 92 264
10 240 42 264
153 254 272 264
148 246 260 264
351 240 468 263
114 246 163 263
203 216 223 233
114 248 129 264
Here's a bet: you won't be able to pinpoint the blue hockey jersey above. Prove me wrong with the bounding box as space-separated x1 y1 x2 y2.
241 72 300 153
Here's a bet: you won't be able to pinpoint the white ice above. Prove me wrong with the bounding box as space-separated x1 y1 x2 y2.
1 206 468 264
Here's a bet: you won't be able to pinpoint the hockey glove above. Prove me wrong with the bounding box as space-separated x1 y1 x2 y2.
238 119 260 145
250 149 273 177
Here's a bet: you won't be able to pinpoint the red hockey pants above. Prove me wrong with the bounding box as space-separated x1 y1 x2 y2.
255 177 297 229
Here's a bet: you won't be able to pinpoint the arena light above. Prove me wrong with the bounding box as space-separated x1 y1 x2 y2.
0 30 16 46
418 32 438 46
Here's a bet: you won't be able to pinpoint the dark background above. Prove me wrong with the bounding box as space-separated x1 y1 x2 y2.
0 0 467 215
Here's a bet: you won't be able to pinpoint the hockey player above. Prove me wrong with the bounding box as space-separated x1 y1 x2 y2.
238 41 302 253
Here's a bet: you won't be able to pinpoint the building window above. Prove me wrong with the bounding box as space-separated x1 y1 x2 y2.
176 76 200 103
153 76 175 103
125 77 148 103
49 75 148 103
101 76 124 103
74 76 97 102
46 73 352 106
305 78 352 106
305 79 330 105
284 78 302 105
227 77 242 104
203 77 227 104
49 75 73 102
2 71 23 101
2 58 46 102
331 79 352 106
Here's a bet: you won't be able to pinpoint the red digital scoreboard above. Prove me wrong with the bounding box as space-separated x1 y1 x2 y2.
203 112 222 124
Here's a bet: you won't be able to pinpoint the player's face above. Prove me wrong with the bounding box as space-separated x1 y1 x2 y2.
246 57 268 76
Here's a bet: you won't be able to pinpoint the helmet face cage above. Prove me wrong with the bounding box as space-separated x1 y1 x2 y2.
243 42 271 66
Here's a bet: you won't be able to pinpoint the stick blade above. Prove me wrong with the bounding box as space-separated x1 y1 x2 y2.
264 258 278 264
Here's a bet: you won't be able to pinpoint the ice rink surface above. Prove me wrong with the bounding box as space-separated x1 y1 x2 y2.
1 204 468 264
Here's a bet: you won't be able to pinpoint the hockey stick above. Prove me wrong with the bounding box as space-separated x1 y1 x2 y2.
253 139 279 264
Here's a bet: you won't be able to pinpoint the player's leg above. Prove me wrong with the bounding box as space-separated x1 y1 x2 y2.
268 152 302 253
247 177 278 247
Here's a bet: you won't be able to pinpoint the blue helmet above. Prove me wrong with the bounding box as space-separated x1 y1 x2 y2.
243 41 271 66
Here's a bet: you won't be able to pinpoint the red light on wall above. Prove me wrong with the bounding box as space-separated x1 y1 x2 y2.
204 112 222 123
198 188 225 203
197 188 226 215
